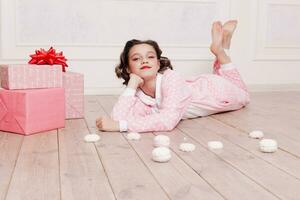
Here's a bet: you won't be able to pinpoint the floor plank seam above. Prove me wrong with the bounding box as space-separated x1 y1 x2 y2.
93 145 118 200
206 117 300 181
3 135 24 200
155 130 228 200
95 98 172 200
276 147 300 159
95 94 297 199
125 132 173 200
83 117 118 200
100 95 274 199
57 130 62 200
210 114 300 155
176 126 282 200
209 111 300 145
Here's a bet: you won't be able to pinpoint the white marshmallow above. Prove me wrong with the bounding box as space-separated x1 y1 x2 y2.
259 139 277 153
153 135 170 147
249 130 264 139
152 147 171 162
179 143 196 152
126 132 141 140
84 134 100 142
208 141 223 150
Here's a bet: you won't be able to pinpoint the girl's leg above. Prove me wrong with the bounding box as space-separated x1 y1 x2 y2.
222 20 237 50
211 21 231 75
210 21 231 65
210 20 248 92
210 21 233 70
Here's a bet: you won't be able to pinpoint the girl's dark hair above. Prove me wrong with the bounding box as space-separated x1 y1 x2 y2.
115 39 173 85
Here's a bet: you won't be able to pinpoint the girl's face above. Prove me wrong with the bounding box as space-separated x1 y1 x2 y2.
128 44 160 81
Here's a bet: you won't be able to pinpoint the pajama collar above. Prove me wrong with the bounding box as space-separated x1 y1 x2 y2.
136 73 162 106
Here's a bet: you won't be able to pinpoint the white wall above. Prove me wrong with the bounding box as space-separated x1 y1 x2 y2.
1 0 300 94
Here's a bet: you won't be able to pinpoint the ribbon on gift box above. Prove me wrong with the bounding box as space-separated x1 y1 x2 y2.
28 47 68 72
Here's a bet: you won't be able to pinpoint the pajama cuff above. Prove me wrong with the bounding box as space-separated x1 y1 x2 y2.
220 62 235 70
121 88 136 96
119 120 128 132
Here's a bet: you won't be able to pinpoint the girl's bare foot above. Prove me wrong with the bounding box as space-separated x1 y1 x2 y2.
210 21 231 64
210 21 223 56
222 20 237 49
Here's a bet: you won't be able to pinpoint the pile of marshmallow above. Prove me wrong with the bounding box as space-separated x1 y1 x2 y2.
83 129 277 164
125 132 196 163
151 135 196 162
249 130 278 153
207 130 278 153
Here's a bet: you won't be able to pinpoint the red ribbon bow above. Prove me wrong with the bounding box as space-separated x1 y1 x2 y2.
28 47 68 72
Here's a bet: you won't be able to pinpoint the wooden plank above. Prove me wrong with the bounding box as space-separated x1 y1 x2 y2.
5 131 60 200
238 92 300 141
86 95 169 200
0 132 23 200
95 95 117 115
154 129 279 200
84 96 104 133
250 92 300 108
211 95 300 157
58 119 115 200
177 119 300 200
195 117 300 180
94 130 169 200
97 95 278 200
128 131 225 200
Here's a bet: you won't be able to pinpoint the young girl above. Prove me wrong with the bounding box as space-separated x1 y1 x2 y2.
96 20 250 133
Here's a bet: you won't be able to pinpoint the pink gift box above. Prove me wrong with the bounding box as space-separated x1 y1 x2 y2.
63 72 84 119
0 64 62 89
0 88 65 135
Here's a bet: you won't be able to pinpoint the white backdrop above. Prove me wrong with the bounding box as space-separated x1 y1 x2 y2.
1 0 300 94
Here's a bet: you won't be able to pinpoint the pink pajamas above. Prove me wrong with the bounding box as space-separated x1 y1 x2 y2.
111 62 250 132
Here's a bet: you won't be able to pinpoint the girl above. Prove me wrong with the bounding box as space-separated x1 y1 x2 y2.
96 20 250 133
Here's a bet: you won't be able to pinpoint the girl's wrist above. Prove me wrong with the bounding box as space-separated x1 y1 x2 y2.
127 80 139 89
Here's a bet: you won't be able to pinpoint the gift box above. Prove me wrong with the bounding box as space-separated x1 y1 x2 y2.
0 88 65 135
63 72 84 119
0 64 62 90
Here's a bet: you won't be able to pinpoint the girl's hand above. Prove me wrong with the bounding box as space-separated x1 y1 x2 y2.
96 116 120 132
127 73 144 89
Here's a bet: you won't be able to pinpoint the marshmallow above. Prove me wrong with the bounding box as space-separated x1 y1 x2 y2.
249 130 264 139
259 139 277 153
153 135 170 147
179 143 196 152
126 132 141 140
208 141 223 150
84 134 100 142
152 147 171 162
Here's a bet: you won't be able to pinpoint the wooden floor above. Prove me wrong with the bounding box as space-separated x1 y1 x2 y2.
1 92 300 200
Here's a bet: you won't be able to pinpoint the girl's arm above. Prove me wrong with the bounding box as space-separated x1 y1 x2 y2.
97 88 150 132
111 88 148 114
111 74 149 131
119 71 191 133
